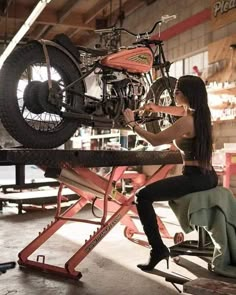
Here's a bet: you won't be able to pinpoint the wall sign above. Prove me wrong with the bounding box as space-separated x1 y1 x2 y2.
213 0 236 17
211 0 236 30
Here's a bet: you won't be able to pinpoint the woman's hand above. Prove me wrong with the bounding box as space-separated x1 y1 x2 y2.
123 108 135 125
141 102 160 112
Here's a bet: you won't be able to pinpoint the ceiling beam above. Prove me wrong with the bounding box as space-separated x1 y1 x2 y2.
30 24 52 40
75 0 146 45
108 0 145 26
69 0 112 39
83 0 111 24
0 0 52 67
68 27 80 38
6 3 94 30
0 0 14 16
58 0 81 23
30 0 82 39
5 0 14 14
123 0 146 18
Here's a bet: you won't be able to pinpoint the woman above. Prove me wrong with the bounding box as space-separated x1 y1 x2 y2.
123 75 218 271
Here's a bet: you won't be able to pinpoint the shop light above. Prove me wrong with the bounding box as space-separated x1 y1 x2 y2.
0 0 52 68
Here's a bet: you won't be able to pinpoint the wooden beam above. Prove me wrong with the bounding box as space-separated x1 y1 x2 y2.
58 0 82 23
30 24 52 40
6 3 94 30
72 0 145 45
83 0 111 24
38 0 82 39
68 28 80 38
2 0 14 15
114 0 145 21
75 0 145 45
69 0 114 39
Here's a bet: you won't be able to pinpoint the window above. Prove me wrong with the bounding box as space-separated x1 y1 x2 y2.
184 51 208 75
169 51 208 78
169 60 183 78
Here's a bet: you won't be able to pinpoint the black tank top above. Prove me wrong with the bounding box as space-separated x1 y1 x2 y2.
174 137 196 161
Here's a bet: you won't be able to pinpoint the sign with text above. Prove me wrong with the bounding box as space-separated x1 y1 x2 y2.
211 0 236 30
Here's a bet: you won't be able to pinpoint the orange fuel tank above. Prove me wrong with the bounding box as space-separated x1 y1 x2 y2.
100 47 153 73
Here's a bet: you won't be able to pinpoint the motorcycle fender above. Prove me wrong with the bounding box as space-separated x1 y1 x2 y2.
33 39 87 93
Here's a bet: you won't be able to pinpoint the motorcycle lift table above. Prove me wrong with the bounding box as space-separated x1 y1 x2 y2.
0 148 213 288
0 149 184 279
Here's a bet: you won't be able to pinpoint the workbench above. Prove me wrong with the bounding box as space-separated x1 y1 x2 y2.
0 148 183 280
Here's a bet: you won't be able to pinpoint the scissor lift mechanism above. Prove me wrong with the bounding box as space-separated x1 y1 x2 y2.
0 149 182 280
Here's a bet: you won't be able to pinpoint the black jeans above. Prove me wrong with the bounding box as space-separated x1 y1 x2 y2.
136 166 218 251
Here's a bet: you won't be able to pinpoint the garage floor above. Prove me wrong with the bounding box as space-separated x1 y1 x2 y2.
0 201 235 295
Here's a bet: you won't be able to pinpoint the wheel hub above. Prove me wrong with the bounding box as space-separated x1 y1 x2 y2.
39 80 62 113
23 81 44 114
23 80 62 114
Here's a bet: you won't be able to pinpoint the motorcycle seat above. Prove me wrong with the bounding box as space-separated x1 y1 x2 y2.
77 46 108 57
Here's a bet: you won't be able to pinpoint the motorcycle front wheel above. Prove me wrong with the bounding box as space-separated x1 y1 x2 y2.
0 42 85 148
145 76 177 133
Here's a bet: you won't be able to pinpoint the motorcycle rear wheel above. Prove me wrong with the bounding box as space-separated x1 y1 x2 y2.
0 42 84 149
145 76 177 133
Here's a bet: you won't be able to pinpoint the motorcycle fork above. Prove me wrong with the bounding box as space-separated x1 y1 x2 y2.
158 45 174 99
152 42 174 101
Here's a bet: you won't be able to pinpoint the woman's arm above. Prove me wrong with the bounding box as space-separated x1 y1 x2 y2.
142 103 185 117
124 109 194 146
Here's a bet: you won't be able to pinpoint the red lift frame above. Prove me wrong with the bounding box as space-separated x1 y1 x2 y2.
18 163 175 279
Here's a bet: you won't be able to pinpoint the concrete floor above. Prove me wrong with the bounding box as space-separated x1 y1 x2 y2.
0 201 236 295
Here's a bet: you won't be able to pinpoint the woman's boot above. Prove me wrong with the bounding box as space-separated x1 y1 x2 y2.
137 246 170 271
136 196 170 271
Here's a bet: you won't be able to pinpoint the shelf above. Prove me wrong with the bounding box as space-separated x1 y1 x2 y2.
213 118 236 124
72 133 120 142
90 133 120 139
208 86 236 96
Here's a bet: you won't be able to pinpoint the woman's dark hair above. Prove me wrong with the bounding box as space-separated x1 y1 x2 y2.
176 75 212 170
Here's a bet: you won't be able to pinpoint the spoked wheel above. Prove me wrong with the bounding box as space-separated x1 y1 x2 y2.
145 76 177 133
0 42 85 148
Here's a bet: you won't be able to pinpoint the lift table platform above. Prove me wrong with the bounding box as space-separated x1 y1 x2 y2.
0 149 183 280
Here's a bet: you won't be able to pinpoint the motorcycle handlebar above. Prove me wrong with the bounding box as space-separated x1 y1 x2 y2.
161 14 177 23
94 14 176 36
95 27 114 34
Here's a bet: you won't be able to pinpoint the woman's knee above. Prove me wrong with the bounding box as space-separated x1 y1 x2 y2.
135 188 146 201
135 189 151 206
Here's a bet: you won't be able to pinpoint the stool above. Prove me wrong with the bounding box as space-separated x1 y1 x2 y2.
170 227 214 260
166 187 236 288
168 186 235 263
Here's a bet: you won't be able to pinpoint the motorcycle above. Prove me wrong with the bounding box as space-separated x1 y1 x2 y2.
0 15 177 149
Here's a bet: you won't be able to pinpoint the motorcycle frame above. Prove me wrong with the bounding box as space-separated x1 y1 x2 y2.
37 37 174 117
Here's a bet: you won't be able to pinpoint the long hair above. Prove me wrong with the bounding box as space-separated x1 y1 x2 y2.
176 75 212 170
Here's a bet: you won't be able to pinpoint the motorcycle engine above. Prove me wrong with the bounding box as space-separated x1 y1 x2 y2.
85 71 147 121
